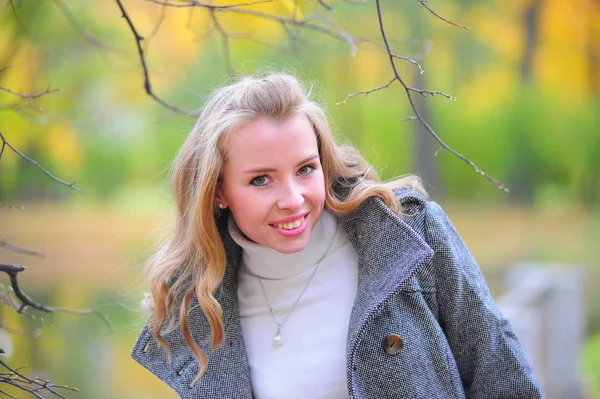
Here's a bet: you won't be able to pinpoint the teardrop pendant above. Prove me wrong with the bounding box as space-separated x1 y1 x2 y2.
273 324 283 347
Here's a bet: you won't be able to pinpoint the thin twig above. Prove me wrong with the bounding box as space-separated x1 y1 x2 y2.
313 0 334 12
145 1 168 48
114 0 191 115
392 53 424 74
0 387 18 399
407 86 456 101
313 0 335 12
0 131 84 193
49 307 112 332
0 361 78 398
52 0 105 48
220 8 358 53
0 86 58 100
0 203 24 210
0 240 45 257
0 320 37 337
0 264 112 330
337 77 397 105
7 0 28 35
145 0 272 9
416 0 469 30
209 9 233 74
308 13 357 55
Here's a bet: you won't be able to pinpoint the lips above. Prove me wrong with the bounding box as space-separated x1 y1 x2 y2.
270 212 309 226
270 213 309 237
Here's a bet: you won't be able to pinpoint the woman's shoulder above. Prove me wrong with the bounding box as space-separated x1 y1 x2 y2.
391 187 458 242
392 187 429 216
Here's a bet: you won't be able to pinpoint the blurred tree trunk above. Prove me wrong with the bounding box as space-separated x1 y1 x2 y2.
408 6 442 200
508 0 543 204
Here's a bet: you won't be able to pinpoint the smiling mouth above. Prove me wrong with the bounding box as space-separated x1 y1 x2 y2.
273 216 305 230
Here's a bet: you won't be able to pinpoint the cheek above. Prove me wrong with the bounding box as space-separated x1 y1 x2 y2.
229 189 270 222
309 172 326 202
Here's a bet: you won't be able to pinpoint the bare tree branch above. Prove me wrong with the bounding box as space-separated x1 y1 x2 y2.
0 360 78 399
0 240 44 257
222 8 358 55
369 0 507 191
145 1 168 48
0 320 39 337
308 13 357 55
209 9 233 74
149 0 356 53
416 0 470 30
407 86 456 101
127 0 360 111
0 131 84 193
0 264 53 313
47 307 112 331
7 0 28 35
51 0 105 48
337 77 396 105
0 86 58 100
0 264 112 330
145 0 273 9
0 387 19 398
115 0 191 115
312 0 334 12
392 53 425 74
0 203 23 210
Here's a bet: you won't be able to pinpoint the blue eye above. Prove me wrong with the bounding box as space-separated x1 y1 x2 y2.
298 164 316 175
250 175 269 186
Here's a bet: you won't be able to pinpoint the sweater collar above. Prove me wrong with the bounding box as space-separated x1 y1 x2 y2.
227 209 338 280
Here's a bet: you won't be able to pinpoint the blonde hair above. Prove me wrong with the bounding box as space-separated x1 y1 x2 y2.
146 72 424 384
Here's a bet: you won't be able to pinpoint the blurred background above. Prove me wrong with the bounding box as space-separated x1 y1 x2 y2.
1 0 599 397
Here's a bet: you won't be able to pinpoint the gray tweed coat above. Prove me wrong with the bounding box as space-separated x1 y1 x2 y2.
131 189 543 398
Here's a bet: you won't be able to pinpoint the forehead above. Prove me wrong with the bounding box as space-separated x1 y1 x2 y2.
223 115 318 168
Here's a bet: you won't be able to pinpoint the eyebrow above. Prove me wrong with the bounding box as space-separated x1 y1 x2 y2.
241 154 320 174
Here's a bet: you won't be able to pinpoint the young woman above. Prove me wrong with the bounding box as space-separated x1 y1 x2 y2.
131 73 543 398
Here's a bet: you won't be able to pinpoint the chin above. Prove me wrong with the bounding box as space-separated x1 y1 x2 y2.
273 240 309 255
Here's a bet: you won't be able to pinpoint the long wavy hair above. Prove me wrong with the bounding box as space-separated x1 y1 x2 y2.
145 72 424 385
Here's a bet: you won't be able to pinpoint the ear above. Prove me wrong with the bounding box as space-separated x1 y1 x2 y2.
214 185 228 209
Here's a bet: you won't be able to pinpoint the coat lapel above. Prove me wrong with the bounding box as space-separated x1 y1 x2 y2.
338 193 434 356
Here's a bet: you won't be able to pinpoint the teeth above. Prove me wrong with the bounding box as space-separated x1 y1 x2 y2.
276 217 303 230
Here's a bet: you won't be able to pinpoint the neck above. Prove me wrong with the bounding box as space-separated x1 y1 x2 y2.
227 209 338 280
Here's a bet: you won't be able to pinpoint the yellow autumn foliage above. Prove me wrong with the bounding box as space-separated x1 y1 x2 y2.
45 123 82 173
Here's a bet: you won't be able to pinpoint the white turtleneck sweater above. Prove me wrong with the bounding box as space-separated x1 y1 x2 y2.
229 210 359 399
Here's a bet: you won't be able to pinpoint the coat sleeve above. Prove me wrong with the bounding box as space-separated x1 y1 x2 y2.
423 201 544 399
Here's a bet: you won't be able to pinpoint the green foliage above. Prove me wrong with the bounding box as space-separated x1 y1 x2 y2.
584 332 600 398
433 86 600 205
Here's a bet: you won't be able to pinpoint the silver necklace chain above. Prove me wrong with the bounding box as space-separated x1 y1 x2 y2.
258 261 322 347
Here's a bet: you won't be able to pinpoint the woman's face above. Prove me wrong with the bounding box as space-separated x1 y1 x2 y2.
217 114 326 254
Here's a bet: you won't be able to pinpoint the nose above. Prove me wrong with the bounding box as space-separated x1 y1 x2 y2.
276 181 304 211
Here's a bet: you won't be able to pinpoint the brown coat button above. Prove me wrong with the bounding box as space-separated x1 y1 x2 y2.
384 334 404 355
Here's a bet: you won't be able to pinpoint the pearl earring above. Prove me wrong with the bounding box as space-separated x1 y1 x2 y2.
218 203 225 209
